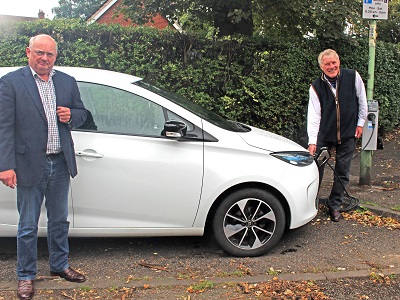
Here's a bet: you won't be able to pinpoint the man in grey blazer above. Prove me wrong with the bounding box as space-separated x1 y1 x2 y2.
0 34 87 300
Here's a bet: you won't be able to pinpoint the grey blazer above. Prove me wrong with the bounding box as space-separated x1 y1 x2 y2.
0 66 87 187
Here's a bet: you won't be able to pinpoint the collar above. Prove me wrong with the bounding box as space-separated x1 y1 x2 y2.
29 66 56 81
323 74 338 82
320 68 341 82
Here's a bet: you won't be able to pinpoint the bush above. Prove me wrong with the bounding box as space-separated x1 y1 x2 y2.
0 19 399 145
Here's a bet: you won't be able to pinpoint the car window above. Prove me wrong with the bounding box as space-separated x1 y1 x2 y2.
134 80 248 132
75 82 166 136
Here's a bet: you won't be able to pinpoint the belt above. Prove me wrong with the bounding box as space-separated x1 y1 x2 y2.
46 152 63 157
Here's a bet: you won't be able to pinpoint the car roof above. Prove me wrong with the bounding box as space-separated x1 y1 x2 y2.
0 66 142 85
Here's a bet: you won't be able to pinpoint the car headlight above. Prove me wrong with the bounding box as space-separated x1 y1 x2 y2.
271 151 314 167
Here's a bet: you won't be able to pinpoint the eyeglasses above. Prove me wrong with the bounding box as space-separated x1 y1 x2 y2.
30 48 56 59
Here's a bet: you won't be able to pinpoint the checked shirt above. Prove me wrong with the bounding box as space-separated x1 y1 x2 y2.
33 69 61 154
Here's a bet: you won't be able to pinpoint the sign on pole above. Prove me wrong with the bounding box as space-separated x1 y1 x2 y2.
363 0 389 20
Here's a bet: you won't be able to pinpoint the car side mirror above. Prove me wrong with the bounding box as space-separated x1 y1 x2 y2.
163 120 187 138
315 147 330 167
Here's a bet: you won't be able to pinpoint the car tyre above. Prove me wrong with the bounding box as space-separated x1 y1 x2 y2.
213 188 285 257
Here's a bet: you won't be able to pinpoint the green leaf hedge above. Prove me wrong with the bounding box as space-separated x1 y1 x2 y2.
1 19 399 146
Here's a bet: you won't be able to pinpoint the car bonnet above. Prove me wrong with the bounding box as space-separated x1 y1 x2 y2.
236 126 306 152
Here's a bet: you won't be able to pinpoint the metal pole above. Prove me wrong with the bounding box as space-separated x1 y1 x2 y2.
359 20 377 185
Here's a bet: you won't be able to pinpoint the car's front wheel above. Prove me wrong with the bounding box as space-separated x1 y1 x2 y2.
213 188 285 257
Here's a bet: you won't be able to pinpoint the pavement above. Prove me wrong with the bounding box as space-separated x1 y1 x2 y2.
1 266 399 290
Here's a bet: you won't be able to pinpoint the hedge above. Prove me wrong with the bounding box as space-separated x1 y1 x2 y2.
0 19 399 146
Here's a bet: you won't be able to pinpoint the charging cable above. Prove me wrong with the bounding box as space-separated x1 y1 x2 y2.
324 160 360 212
323 115 375 211
319 112 378 211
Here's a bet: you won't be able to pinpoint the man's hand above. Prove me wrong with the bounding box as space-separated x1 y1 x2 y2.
0 169 17 189
355 126 363 139
57 106 71 123
308 144 317 156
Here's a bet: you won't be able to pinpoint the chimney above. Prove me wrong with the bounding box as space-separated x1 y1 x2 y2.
38 10 45 19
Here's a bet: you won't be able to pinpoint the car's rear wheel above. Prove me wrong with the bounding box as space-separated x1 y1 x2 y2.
213 188 285 257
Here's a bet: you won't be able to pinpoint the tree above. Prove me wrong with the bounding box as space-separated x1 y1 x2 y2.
377 0 400 44
254 0 367 41
52 0 104 20
117 0 400 44
118 0 253 36
252 0 317 38
118 0 368 40
312 0 366 41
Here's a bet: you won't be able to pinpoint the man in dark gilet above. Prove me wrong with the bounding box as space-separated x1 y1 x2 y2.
307 49 367 221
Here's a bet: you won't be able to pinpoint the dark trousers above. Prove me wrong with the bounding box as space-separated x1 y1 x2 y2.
317 137 356 210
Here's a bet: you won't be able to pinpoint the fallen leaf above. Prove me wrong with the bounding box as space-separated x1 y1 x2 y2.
238 282 250 294
138 261 169 271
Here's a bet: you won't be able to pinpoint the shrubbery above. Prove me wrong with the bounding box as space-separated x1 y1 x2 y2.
0 19 399 145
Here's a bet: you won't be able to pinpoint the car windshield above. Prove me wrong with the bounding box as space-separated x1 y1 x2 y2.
134 81 250 132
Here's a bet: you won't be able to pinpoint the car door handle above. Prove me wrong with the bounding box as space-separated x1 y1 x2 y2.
75 150 104 158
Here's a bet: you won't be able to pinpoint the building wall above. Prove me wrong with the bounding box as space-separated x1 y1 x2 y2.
96 1 169 29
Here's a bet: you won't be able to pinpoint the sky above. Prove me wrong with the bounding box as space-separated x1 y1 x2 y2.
1 0 60 19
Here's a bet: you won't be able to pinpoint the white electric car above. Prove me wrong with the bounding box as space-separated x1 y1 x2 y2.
0 67 324 257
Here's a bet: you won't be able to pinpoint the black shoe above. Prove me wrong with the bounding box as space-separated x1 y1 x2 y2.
329 209 341 222
51 267 86 283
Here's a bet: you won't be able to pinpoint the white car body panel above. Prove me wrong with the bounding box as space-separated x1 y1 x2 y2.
194 121 319 229
71 131 203 228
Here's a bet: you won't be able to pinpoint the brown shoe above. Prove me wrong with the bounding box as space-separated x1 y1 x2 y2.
50 267 86 283
329 209 341 222
17 280 34 300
